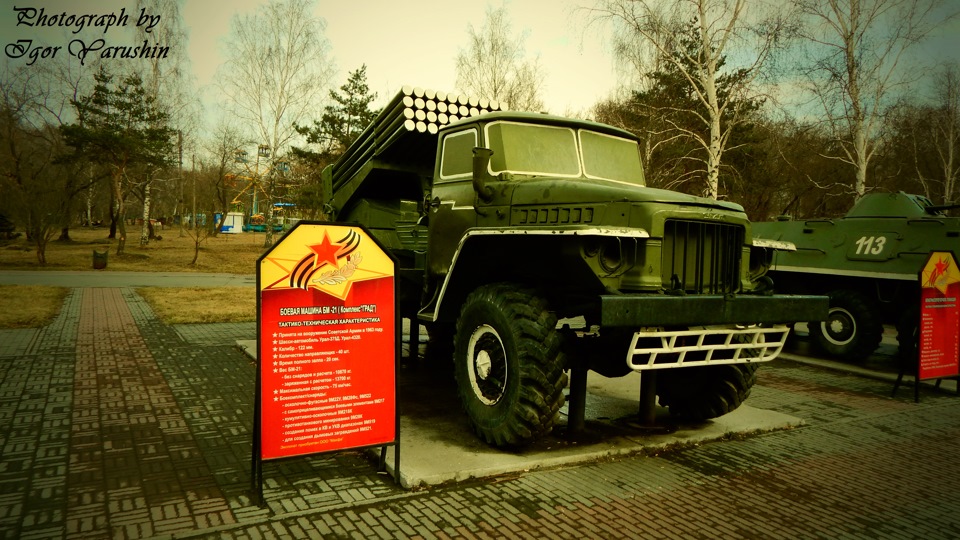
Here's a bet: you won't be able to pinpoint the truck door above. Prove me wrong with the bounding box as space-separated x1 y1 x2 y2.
428 127 480 279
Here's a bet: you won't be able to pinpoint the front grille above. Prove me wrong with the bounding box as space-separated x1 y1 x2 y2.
662 220 743 294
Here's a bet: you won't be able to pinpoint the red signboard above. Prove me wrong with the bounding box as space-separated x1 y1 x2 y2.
917 251 960 381
256 223 397 461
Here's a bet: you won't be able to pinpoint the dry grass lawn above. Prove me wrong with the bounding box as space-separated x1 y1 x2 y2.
0 285 255 329
0 226 267 328
137 287 256 324
0 226 267 273
0 285 70 328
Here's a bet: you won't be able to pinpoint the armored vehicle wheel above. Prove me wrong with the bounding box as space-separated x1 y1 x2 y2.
807 290 883 362
453 283 567 447
656 363 759 420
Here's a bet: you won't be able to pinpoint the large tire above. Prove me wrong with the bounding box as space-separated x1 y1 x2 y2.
807 289 883 362
656 363 759 420
453 283 567 447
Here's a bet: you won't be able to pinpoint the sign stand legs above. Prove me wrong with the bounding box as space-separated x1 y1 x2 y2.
377 444 401 485
254 457 264 507
933 378 960 395
252 365 265 506
892 354 922 403
892 355 960 402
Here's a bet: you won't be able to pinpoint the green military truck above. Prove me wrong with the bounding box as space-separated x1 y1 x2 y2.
754 192 960 362
322 87 826 447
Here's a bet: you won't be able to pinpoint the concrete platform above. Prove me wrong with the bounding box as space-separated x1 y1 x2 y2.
237 338 802 489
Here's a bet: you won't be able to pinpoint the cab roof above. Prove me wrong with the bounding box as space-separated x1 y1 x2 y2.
440 111 639 142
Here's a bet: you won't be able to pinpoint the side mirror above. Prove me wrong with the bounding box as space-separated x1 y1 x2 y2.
472 147 495 202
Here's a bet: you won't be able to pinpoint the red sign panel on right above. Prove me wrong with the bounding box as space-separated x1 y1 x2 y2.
918 251 960 380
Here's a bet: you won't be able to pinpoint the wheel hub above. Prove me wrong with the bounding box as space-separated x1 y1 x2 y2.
823 307 856 346
466 324 507 406
475 350 493 380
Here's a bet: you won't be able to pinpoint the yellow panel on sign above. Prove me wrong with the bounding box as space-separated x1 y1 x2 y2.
259 225 394 300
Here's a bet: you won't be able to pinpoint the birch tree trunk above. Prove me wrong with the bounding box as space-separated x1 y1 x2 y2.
795 0 945 201
140 180 151 247
113 173 126 256
218 0 334 247
597 0 785 199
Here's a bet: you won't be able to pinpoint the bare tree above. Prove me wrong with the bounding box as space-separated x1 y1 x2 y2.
795 0 950 200
0 66 59 263
181 165 215 266
217 0 334 247
931 64 960 205
28 52 104 242
882 63 960 205
455 5 546 112
0 60 109 263
133 0 199 247
594 0 793 199
607 9 674 94
62 68 177 256
204 120 246 236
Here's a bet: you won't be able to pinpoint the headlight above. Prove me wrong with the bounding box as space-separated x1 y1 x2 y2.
598 238 624 273
583 237 626 274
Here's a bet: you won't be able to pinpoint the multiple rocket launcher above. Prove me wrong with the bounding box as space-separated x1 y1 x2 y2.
329 86 505 193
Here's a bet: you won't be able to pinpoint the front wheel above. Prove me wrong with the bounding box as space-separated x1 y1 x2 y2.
454 283 567 447
808 289 883 362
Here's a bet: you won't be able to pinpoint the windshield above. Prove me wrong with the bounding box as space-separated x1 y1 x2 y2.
580 130 645 184
486 122 581 177
484 121 644 185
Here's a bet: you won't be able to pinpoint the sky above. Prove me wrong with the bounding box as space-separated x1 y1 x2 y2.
3 0 960 134
181 0 618 116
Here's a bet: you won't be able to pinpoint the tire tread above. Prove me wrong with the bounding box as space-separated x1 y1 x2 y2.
454 283 568 447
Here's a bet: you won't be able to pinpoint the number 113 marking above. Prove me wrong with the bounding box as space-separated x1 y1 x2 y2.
855 235 887 255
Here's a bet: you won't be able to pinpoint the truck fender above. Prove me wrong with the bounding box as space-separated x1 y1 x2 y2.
424 227 650 324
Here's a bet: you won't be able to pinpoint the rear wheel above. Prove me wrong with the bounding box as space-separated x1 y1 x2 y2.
454 283 567 447
808 289 883 362
656 363 759 420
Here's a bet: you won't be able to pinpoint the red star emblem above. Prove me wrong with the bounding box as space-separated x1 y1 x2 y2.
308 231 343 269
929 257 950 287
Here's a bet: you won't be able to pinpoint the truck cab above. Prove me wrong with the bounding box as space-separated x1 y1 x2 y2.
423 112 786 330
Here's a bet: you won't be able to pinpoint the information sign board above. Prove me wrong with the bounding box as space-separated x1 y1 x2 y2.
255 223 397 461
918 251 960 381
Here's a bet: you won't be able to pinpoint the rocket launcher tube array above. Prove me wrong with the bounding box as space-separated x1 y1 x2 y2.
329 86 504 192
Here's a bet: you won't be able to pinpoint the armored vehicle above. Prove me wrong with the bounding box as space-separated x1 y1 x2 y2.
322 87 826 447
754 192 960 362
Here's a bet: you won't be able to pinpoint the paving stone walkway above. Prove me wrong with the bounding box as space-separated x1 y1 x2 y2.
1 285 960 539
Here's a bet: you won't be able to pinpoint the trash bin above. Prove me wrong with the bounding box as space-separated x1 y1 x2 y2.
92 249 108 270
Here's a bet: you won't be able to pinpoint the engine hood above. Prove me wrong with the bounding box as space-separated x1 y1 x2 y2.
508 178 745 214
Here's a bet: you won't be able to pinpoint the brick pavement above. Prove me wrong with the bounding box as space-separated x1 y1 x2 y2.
1 286 959 539
70 288 233 537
